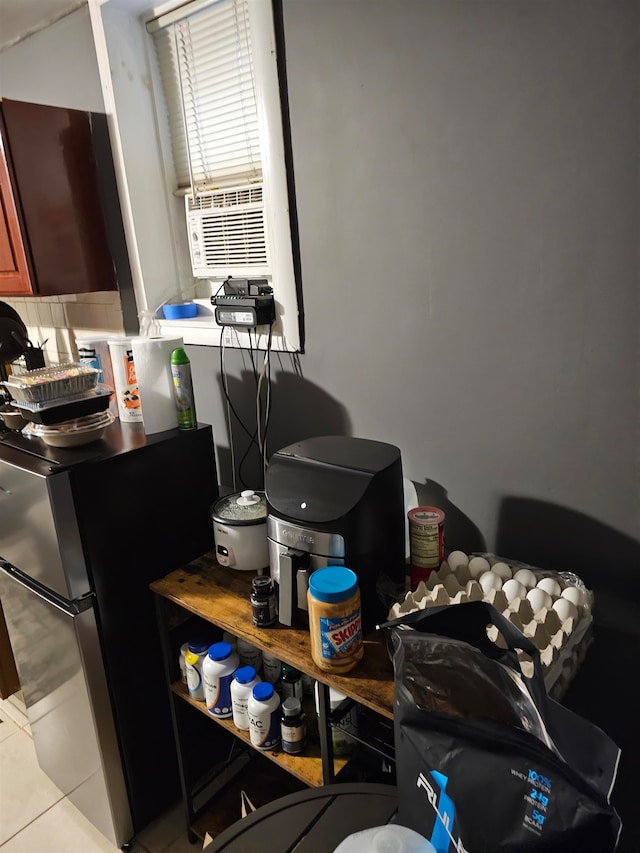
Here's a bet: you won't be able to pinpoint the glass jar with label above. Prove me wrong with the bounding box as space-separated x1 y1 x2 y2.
281 697 306 755
251 575 277 627
281 663 303 702
307 567 363 673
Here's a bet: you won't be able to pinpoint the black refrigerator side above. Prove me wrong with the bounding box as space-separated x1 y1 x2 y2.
69 424 218 832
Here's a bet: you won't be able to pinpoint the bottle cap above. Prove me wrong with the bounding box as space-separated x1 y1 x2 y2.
282 697 301 716
208 641 232 661
252 575 273 593
253 682 274 702
281 663 301 678
188 640 209 655
234 666 257 684
308 567 359 603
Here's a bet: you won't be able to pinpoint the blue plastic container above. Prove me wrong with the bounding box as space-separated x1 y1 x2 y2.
162 303 198 319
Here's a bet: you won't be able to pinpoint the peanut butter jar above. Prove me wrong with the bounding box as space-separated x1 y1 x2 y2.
307 567 364 673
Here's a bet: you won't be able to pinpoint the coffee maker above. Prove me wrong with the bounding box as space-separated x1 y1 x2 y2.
265 435 405 633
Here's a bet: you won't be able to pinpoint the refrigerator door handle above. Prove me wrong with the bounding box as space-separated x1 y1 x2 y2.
0 558 95 615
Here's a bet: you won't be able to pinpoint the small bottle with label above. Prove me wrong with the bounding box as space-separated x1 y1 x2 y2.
178 642 190 685
251 575 277 627
237 637 263 675
230 666 261 731
202 642 239 718
262 651 282 686
248 682 281 751
184 640 210 701
281 663 303 702
281 697 307 755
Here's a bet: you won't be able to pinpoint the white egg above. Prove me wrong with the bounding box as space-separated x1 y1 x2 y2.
502 578 526 603
536 576 561 598
561 586 584 608
513 568 537 589
552 598 579 623
490 562 512 582
526 587 552 614
479 571 503 593
468 556 491 578
447 550 469 572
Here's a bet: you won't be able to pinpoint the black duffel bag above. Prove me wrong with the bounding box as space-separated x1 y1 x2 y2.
385 601 621 853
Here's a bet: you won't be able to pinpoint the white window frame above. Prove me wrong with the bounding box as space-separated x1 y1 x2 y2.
88 0 302 353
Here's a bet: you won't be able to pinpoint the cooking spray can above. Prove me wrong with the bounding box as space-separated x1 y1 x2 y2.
170 347 197 430
408 506 445 588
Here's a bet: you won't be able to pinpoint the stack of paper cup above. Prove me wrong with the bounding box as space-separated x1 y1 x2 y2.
108 338 142 422
76 335 118 417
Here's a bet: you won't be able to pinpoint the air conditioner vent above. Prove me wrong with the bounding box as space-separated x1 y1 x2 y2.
186 185 268 277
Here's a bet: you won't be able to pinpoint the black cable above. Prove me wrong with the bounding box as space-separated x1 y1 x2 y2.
262 324 274 467
219 326 261 446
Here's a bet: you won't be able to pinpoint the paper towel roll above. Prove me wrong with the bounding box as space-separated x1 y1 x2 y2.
131 336 184 435
108 338 143 423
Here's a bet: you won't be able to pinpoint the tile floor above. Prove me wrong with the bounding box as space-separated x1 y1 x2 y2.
0 693 202 853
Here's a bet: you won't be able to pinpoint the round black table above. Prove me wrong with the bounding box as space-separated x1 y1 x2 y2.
205 783 398 852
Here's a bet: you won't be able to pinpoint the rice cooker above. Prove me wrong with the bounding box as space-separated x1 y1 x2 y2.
211 490 269 572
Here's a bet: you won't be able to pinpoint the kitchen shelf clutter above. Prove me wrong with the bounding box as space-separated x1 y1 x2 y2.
151 555 396 844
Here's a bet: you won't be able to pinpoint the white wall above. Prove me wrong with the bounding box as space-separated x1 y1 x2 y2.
0 6 103 110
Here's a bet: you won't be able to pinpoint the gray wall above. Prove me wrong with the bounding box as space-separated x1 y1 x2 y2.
274 0 639 555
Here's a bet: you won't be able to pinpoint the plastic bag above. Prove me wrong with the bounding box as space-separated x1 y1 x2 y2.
386 601 621 853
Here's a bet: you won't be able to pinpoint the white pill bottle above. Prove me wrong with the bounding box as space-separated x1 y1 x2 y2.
230 666 261 731
202 641 239 718
248 682 281 750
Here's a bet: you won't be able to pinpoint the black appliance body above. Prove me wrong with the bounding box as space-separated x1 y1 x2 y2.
0 421 218 847
265 436 405 633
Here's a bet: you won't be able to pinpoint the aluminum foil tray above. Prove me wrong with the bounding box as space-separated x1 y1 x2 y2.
2 363 99 403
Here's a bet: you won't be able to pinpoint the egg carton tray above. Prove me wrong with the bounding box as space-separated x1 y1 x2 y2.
2 363 99 403
388 552 593 701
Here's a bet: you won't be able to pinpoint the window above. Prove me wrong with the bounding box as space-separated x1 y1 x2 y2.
147 0 301 351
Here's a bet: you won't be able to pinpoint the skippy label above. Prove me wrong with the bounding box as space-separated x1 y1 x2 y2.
318 608 363 660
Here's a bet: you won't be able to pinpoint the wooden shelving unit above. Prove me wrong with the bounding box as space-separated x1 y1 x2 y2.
151 553 396 843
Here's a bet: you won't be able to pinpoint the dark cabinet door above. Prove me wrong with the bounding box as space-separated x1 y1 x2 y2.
0 99 118 297
0 127 33 295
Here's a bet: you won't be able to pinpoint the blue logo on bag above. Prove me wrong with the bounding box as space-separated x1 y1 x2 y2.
417 770 468 853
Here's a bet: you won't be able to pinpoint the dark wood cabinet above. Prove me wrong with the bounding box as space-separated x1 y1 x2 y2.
0 129 32 295
0 99 121 297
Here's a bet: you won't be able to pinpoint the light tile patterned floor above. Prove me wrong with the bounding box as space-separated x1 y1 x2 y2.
0 694 202 853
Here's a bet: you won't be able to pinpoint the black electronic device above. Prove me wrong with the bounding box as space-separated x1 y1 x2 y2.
211 277 275 327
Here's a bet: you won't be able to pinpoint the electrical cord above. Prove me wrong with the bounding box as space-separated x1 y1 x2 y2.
219 324 264 489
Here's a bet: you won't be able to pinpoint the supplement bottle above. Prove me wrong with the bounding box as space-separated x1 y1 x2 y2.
230 666 261 730
307 567 363 673
281 663 303 702
314 683 358 756
178 642 190 685
251 575 277 627
248 682 281 750
185 640 210 701
202 642 239 717
237 637 263 675
281 697 307 755
262 651 282 685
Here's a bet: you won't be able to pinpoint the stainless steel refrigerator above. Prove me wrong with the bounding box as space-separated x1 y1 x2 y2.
0 421 218 848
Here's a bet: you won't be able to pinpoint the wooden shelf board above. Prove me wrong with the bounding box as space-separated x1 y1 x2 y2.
171 682 348 788
152 555 395 721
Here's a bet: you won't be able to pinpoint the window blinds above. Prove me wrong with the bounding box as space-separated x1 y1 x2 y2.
151 0 263 192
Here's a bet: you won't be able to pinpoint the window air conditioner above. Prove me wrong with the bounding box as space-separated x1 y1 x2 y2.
185 184 270 279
